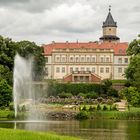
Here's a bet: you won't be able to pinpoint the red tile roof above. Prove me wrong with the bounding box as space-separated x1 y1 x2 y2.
42 42 128 55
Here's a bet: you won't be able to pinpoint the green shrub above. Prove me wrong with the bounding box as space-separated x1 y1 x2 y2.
111 104 118 111
120 87 140 107
82 106 87 111
97 104 101 111
58 92 73 98
79 106 82 111
0 106 6 110
109 105 112 111
102 105 108 111
75 111 89 120
88 106 96 112
85 92 98 99
48 82 103 96
0 79 12 108
9 102 14 111
7 112 15 119
78 93 86 98
107 88 118 97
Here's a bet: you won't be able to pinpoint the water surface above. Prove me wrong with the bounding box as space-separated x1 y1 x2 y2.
0 120 140 140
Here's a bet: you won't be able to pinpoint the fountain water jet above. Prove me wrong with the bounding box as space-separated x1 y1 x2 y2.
13 54 40 120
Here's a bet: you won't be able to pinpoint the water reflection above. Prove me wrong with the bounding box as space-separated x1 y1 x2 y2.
0 120 140 140
14 121 17 129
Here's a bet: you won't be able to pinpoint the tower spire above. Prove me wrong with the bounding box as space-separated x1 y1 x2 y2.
102 6 117 27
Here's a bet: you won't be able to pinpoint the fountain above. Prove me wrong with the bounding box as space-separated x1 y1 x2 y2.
13 54 40 120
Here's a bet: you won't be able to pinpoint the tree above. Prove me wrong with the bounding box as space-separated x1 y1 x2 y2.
0 36 18 108
125 55 140 89
125 35 140 90
127 34 140 55
0 78 12 107
0 35 46 109
0 36 18 72
16 41 46 80
102 79 112 88
120 87 140 107
0 65 12 85
101 79 118 97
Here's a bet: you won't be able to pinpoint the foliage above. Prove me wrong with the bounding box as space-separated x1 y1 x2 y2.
47 81 116 96
82 106 87 111
107 88 118 97
0 110 13 119
0 79 12 108
85 92 98 99
9 102 14 111
125 35 140 90
111 104 118 111
97 104 101 111
125 55 140 90
58 92 73 98
0 35 46 108
75 111 89 120
0 65 12 85
102 79 112 88
88 106 96 112
0 36 18 72
47 80 58 96
47 80 119 99
0 36 18 86
120 87 140 107
77 93 86 98
127 34 140 56
103 105 108 111
17 41 45 81
0 36 45 83
101 79 119 97
89 111 140 120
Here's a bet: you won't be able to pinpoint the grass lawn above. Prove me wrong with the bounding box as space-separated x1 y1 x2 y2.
0 110 13 118
128 107 140 112
0 128 80 140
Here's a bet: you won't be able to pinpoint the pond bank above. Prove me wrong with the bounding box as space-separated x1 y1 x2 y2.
76 111 140 120
1 109 140 120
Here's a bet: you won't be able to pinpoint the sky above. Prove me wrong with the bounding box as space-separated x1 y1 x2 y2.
0 0 139 45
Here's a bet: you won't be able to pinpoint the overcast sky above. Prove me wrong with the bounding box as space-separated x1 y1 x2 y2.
0 0 139 45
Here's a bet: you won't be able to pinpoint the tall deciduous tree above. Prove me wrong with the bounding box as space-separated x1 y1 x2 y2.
0 65 12 85
17 41 45 81
0 78 12 107
0 36 18 72
127 34 140 55
0 35 46 108
125 35 140 90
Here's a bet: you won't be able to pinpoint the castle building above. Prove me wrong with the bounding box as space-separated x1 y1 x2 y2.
43 7 129 83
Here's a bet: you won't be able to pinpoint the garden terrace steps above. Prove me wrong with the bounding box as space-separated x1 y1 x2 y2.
114 100 127 111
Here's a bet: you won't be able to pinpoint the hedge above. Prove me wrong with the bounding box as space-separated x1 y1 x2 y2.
47 82 107 96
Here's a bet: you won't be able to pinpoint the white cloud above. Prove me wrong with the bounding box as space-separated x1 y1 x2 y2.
0 0 139 44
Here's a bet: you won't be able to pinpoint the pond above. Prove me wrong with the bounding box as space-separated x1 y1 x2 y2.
0 120 140 140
